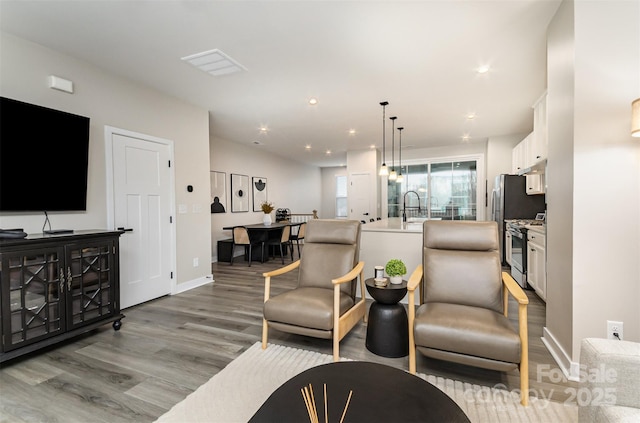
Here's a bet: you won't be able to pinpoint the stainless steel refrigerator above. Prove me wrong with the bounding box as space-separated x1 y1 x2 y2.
491 174 546 264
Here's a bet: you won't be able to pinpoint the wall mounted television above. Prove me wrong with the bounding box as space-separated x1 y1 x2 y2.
0 96 90 212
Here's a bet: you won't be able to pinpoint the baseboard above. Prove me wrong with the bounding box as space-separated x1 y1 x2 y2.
172 274 214 295
541 327 580 381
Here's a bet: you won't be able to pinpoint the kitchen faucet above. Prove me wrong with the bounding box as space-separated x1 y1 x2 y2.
402 190 421 222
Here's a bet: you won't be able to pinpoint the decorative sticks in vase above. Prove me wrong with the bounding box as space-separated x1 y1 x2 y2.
300 383 353 423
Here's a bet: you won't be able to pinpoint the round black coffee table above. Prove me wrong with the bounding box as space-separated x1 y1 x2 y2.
365 278 409 357
249 361 470 422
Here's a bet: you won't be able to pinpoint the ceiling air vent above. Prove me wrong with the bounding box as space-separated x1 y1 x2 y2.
181 49 247 76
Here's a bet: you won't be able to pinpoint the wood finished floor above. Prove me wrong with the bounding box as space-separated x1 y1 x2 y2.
0 254 577 422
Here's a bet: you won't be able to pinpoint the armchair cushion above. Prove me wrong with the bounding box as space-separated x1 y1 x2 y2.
424 249 503 313
414 302 521 365
298 244 357 296
579 338 640 423
263 287 355 331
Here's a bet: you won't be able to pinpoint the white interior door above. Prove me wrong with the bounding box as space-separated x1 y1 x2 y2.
350 173 372 221
108 129 174 309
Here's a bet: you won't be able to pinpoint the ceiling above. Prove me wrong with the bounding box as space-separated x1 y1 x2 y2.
0 0 562 168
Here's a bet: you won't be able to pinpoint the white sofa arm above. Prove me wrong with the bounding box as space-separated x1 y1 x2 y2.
579 338 640 423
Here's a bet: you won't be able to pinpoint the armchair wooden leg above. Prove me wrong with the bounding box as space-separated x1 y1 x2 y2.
519 302 529 406
520 363 529 406
262 318 269 350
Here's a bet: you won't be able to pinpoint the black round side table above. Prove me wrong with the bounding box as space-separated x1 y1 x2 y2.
365 278 409 358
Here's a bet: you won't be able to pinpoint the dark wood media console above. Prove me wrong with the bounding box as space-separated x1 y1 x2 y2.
0 230 124 363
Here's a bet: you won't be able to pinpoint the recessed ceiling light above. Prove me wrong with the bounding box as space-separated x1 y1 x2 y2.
348 129 356 135
325 149 331 155
476 65 490 74
370 144 376 149
308 97 318 106
305 145 311 150
259 126 268 133
466 113 476 120
462 134 470 142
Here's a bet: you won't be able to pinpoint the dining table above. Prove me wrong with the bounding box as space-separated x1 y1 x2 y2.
222 222 295 262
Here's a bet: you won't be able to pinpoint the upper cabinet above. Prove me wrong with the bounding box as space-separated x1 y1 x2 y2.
531 91 548 164
512 91 547 195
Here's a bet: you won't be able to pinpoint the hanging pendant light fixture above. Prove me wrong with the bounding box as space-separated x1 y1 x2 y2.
396 127 404 183
378 101 389 176
388 116 398 180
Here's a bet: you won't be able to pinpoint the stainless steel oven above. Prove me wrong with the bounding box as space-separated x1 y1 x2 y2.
507 224 527 288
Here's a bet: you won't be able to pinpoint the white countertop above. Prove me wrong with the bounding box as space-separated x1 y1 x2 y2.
361 217 427 233
525 224 546 234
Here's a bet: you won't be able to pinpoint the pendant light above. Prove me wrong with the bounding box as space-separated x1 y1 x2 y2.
396 127 404 183
388 116 397 180
378 101 389 176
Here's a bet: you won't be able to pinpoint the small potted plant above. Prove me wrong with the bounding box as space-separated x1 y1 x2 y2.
385 259 407 285
261 201 275 225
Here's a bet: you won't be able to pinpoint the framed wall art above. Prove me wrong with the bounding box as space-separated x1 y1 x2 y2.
231 173 249 212
252 176 268 211
210 171 226 213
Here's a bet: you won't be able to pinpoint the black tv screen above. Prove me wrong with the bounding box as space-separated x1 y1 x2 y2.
0 97 90 211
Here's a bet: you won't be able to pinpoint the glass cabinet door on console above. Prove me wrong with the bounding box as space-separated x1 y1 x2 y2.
66 240 117 331
0 246 65 351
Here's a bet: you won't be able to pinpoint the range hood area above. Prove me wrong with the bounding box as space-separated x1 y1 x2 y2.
517 159 547 176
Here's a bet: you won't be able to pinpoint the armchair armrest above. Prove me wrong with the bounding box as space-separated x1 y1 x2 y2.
262 260 300 306
332 261 365 285
263 260 300 278
407 265 423 293
501 271 529 307
407 265 423 374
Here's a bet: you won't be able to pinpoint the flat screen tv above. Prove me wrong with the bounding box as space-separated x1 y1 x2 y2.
0 96 90 212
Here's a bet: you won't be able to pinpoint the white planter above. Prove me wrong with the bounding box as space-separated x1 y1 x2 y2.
389 275 404 284
263 213 272 225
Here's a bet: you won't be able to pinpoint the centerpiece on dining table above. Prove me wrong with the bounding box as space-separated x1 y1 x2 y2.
261 201 275 225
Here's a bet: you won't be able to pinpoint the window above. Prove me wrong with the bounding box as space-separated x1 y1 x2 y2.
335 175 348 218
388 157 481 221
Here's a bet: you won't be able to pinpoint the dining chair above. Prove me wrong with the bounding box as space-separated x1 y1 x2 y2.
289 222 306 260
264 224 291 265
230 226 263 266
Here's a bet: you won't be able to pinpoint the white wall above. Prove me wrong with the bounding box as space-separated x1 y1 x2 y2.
544 0 640 375
209 136 321 261
571 0 639 349
0 32 212 287
545 0 576 371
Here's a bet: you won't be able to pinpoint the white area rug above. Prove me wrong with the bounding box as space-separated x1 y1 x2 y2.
155 342 577 423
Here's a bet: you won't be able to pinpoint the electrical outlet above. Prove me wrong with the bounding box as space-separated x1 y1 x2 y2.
193 257 199 267
607 320 623 340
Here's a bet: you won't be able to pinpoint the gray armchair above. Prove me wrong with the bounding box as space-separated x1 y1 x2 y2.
261 219 365 361
407 220 530 406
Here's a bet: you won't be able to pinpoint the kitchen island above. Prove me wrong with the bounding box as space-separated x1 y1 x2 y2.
359 218 428 303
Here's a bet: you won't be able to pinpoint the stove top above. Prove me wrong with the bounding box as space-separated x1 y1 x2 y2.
506 219 544 228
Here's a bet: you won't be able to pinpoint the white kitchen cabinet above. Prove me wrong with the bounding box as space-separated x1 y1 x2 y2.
526 228 546 301
526 174 545 195
531 91 548 164
511 137 527 174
